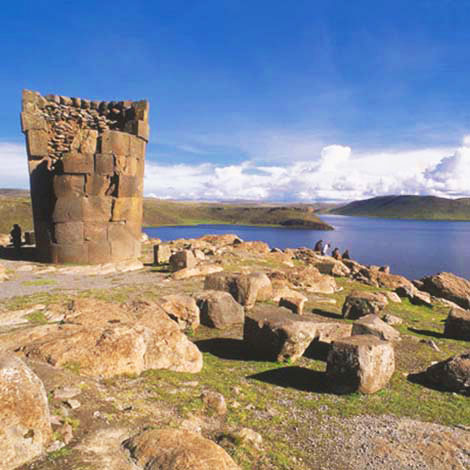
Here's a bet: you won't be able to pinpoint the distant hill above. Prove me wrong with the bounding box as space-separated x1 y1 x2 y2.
330 195 470 221
0 191 333 233
143 199 333 230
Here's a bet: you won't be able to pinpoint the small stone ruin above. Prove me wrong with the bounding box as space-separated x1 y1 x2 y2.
20 90 149 264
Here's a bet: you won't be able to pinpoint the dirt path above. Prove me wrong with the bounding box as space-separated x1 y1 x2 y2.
0 258 164 301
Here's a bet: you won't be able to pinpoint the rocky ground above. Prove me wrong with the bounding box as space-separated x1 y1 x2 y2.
0 235 469 470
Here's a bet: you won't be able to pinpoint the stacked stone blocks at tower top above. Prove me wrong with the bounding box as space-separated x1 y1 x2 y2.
21 89 149 264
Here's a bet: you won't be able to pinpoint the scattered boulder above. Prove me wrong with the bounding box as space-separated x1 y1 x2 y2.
172 264 223 280
279 292 307 315
0 354 52 470
342 259 366 276
395 285 433 307
124 428 240 470
169 250 197 272
342 290 388 319
419 272 470 309
195 290 244 329
153 244 172 265
326 335 395 394
384 291 401 303
313 256 351 277
234 241 270 254
193 249 205 261
243 305 350 362
200 234 242 247
285 266 338 294
204 271 272 309
444 307 470 341
201 390 227 415
424 353 470 394
233 428 263 449
312 322 353 344
352 314 400 342
382 313 403 326
160 294 200 331
244 305 318 362
12 299 203 377
376 272 412 290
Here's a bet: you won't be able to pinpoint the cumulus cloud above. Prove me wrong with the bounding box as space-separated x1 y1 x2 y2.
143 142 461 201
419 136 470 197
2 137 470 202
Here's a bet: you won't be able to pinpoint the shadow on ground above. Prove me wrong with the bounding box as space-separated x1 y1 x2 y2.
195 338 253 361
0 246 39 262
407 371 468 396
408 327 445 339
312 308 342 320
248 366 330 393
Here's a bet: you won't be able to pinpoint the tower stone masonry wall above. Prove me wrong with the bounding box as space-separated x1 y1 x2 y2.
21 89 149 264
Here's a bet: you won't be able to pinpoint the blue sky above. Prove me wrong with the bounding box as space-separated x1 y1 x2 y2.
2 0 470 200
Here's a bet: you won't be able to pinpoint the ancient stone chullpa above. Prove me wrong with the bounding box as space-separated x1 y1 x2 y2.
20 90 149 264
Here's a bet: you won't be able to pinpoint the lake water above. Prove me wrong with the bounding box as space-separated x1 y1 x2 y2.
144 214 470 280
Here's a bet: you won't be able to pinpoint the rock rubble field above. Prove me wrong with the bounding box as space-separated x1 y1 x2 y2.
0 233 468 470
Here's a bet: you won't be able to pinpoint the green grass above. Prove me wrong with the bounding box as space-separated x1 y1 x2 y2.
143 199 333 229
47 447 71 461
22 279 57 287
0 195 333 234
26 310 48 324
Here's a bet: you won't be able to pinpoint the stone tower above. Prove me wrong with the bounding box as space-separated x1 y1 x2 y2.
20 90 149 264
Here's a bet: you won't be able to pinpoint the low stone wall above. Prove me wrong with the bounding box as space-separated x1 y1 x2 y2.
21 90 149 264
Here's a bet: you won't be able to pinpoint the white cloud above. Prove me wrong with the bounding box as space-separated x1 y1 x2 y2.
2 137 470 202
143 138 467 201
0 142 29 188
419 136 470 197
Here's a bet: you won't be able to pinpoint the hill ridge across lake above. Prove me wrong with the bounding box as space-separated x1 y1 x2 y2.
329 195 470 221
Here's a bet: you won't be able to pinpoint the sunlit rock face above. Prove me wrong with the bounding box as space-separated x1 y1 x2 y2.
21 89 149 264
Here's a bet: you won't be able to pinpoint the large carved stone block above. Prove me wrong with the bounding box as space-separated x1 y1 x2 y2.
87 240 112 264
53 174 85 197
53 196 84 223
84 222 108 242
129 135 146 159
52 242 89 264
20 112 48 132
54 221 84 244
112 197 141 221
115 154 138 176
101 130 130 155
62 151 94 174
83 196 113 222
95 153 114 175
21 90 149 264
125 119 149 141
26 129 49 158
117 174 139 197
85 174 111 196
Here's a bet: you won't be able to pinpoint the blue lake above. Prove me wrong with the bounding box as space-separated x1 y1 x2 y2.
144 214 470 281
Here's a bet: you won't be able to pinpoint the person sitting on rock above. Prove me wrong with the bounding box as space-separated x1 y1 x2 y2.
10 224 22 257
314 239 323 252
332 247 342 260
342 249 351 259
321 242 330 256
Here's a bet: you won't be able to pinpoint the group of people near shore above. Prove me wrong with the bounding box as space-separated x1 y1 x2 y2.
314 239 350 260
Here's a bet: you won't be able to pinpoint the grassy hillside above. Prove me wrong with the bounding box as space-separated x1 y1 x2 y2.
143 199 333 229
330 195 470 221
0 195 34 233
0 194 333 233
